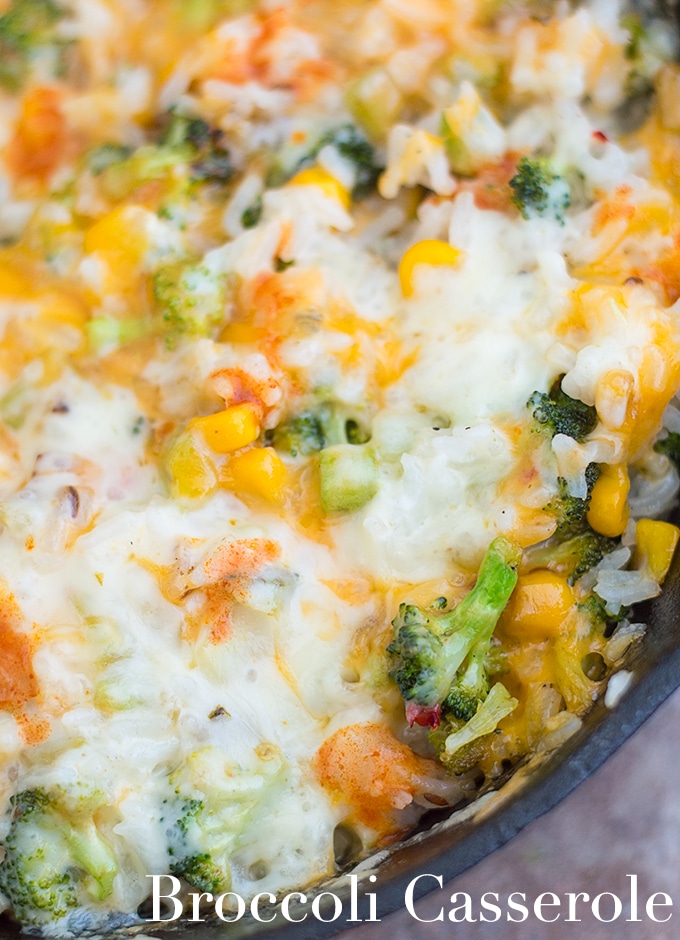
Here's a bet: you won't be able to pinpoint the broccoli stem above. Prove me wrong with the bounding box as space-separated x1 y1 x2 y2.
388 537 522 715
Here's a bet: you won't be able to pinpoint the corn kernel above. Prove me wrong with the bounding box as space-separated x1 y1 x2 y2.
164 433 217 499
586 463 630 538
399 239 462 298
503 570 574 640
635 518 680 583
0 263 31 297
84 206 148 288
188 404 261 454
288 167 351 209
222 447 287 503
219 322 265 344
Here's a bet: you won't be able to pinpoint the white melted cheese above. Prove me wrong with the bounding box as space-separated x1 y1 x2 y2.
0 0 679 931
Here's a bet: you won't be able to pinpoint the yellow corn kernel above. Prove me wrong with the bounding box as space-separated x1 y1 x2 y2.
84 206 148 287
164 433 217 500
635 518 680 583
586 463 630 538
502 570 574 640
188 404 261 454
219 322 265 344
399 239 462 298
222 447 287 503
288 167 350 210
0 262 31 297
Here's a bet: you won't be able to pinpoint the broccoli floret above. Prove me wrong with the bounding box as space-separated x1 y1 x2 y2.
153 261 227 349
547 465 601 536
578 593 629 633
159 113 234 182
271 403 376 513
0 0 63 92
441 641 488 721
271 403 370 457
164 746 283 895
90 113 233 202
167 799 226 894
524 528 618 584
510 157 571 223
431 682 518 772
268 123 382 199
387 537 522 727
654 430 680 474
528 378 598 442
241 196 263 229
272 412 326 457
87 143 134 176
317 124 382 199
0 788 117 929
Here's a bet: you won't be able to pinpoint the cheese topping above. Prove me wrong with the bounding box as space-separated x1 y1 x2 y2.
0 0 679 932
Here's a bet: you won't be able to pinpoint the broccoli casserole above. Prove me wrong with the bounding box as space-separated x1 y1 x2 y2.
1 0 680 932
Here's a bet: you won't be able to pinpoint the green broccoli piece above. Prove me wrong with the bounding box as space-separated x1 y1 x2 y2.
654 430 680 474
319 444 378 513
160 112 233 182
272 412 326 457
578 592 629 633
524 528 619 584
441 641 488 721
0 0 63 92
153 261 227 349
528 378 598 442
87 144 134 176
167 799 226 894
164 746 283 895
387 537 522 726
271 402 370 457
90 113 232 202
547 464 601 537
0 788 117 929
431 682 518 772
317 124 382 199
241 195 263 229
509 156 571 223
267 123 382 199
271 402 376 513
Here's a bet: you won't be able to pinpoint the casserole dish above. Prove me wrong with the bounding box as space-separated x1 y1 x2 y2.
1 0 680 935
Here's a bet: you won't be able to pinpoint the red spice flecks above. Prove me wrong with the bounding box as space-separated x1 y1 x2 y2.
405 700 441 728
0 616 38 711
592 130 609 143
15 713 51 746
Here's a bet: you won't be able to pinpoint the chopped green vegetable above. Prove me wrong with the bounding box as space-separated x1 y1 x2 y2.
547 465 601 537
241 196 263 229
528 378 598 442
87 144 134 176
271 402 370 457
153 261 227 349
435 682 518 771
319 444 378 513
524 528 619 584
0 0 63 92
318 124 382 199
0 788 117 928
165 746 283 894
387 536 521 725
510 156 571 223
